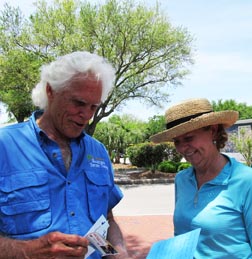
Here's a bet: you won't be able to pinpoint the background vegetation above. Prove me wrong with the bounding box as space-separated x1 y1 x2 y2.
0 0 193 135
1 0 252 169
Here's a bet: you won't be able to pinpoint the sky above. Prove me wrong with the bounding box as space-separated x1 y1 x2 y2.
0 0 252 122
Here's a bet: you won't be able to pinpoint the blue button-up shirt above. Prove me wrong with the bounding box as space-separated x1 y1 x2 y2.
0 111 123 259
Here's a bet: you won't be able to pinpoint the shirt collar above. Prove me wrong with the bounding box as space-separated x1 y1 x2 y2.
30 110 85 144
188 154 232 186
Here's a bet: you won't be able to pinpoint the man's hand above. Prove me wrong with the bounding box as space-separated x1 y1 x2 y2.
0 231 89 259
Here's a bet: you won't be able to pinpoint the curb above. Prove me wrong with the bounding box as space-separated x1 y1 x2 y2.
115 178 175 185
114 168 175 185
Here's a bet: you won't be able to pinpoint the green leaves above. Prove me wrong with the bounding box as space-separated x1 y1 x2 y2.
212 99 252 119
0 0 193 127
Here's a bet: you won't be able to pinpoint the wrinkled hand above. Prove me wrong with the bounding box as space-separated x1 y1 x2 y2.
23 231 89 259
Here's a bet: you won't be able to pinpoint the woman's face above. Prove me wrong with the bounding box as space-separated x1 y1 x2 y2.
173 126 216 166
46 73 102 139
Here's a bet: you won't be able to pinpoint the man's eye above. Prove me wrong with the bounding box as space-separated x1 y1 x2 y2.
91 104 99 110
73 100 85 106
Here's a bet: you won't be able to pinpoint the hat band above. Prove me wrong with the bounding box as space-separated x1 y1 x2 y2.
166 110 212 129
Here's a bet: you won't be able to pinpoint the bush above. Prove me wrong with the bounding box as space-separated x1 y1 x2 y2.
126 142 181 170
126 142 163 169
177 162 192 172
158 160 177 173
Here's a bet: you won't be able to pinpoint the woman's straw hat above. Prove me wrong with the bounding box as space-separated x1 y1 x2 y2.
150 98 239 143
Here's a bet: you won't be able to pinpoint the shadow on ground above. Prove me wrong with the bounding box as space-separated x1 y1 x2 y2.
115 215 174 259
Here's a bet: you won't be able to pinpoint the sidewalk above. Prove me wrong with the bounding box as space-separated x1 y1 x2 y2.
115 215 174 259
113 183 175 259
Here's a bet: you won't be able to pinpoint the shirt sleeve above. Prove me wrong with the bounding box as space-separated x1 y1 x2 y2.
243 179 252 247
108 184 123 211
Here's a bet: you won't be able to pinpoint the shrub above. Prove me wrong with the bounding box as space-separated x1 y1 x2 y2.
126 142 164 169
126 142 181 172
158 160 177 173
177 162 192 172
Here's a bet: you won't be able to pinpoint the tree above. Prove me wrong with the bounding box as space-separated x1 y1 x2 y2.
0 49 42 122
0 4 43 121
0 0 193 133
94 114 146 162
144 114 166 140
230 128 252 167
212 99 252 119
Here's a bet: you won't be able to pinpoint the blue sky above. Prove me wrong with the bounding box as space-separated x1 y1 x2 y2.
0 0 252 122
127 0 252 120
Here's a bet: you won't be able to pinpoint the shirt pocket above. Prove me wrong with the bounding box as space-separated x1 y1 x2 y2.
0 169 51 235
85 170 111 222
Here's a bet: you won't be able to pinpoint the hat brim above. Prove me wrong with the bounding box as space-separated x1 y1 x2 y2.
150 111 239 143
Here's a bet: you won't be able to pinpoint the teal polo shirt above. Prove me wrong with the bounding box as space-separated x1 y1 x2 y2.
174 156 252 259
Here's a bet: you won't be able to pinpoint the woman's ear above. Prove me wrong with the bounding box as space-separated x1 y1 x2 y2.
211 124 219 138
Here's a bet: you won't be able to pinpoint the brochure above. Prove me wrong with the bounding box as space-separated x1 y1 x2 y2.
84 215 118 258
146 228 201 259
86 232 118 257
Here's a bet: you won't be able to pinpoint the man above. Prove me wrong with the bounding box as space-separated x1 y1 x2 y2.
0 51 130 259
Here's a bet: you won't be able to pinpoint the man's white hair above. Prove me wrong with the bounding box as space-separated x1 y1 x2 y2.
32 51 115 109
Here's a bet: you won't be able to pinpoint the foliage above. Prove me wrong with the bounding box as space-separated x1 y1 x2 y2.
212 100 252 166
157 160 177 173
0 0 193 130
93 114 146 162
144 115 166 140
230 128 252 167
161 142 182 163
126 142 180 173
177 162 191 171
0 50 41 121
212 99 252 119
157 160 191 173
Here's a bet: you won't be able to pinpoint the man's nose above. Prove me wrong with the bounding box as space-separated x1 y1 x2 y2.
78 106 96 120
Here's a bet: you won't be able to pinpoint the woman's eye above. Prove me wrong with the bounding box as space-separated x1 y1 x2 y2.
173 140 179 145
185 136 193 142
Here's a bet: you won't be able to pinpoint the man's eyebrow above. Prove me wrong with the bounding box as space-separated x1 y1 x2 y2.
72 98 101 106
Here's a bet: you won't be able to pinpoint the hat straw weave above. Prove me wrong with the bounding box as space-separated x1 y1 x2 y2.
150 98 239 143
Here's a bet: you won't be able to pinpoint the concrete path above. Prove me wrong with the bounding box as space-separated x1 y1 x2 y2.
113 183 175 216
114 183 175 259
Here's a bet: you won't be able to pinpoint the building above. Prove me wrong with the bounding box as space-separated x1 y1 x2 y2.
223 119 252 163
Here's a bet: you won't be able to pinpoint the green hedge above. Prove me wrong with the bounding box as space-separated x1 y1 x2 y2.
157 161 191 173
127 142 182 169
158 160 177 173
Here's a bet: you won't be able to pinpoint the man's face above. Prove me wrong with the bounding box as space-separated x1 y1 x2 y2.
47 73 102 139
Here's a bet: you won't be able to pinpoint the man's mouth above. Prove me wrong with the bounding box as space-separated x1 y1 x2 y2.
74 121 85 128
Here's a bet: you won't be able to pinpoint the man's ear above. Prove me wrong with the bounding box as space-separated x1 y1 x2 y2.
46 83 53 99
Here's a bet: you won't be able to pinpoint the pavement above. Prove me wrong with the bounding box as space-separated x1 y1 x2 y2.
113 183 175 259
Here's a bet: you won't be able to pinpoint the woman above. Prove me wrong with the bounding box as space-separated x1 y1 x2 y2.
151 98 252 259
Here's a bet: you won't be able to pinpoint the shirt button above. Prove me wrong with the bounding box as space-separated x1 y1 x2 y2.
70 211 75 216
67 181 71 185
52 153 57 158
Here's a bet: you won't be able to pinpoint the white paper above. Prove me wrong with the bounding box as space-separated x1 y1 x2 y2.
84 215 110 258
146 228 201 259
86 232 118 257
